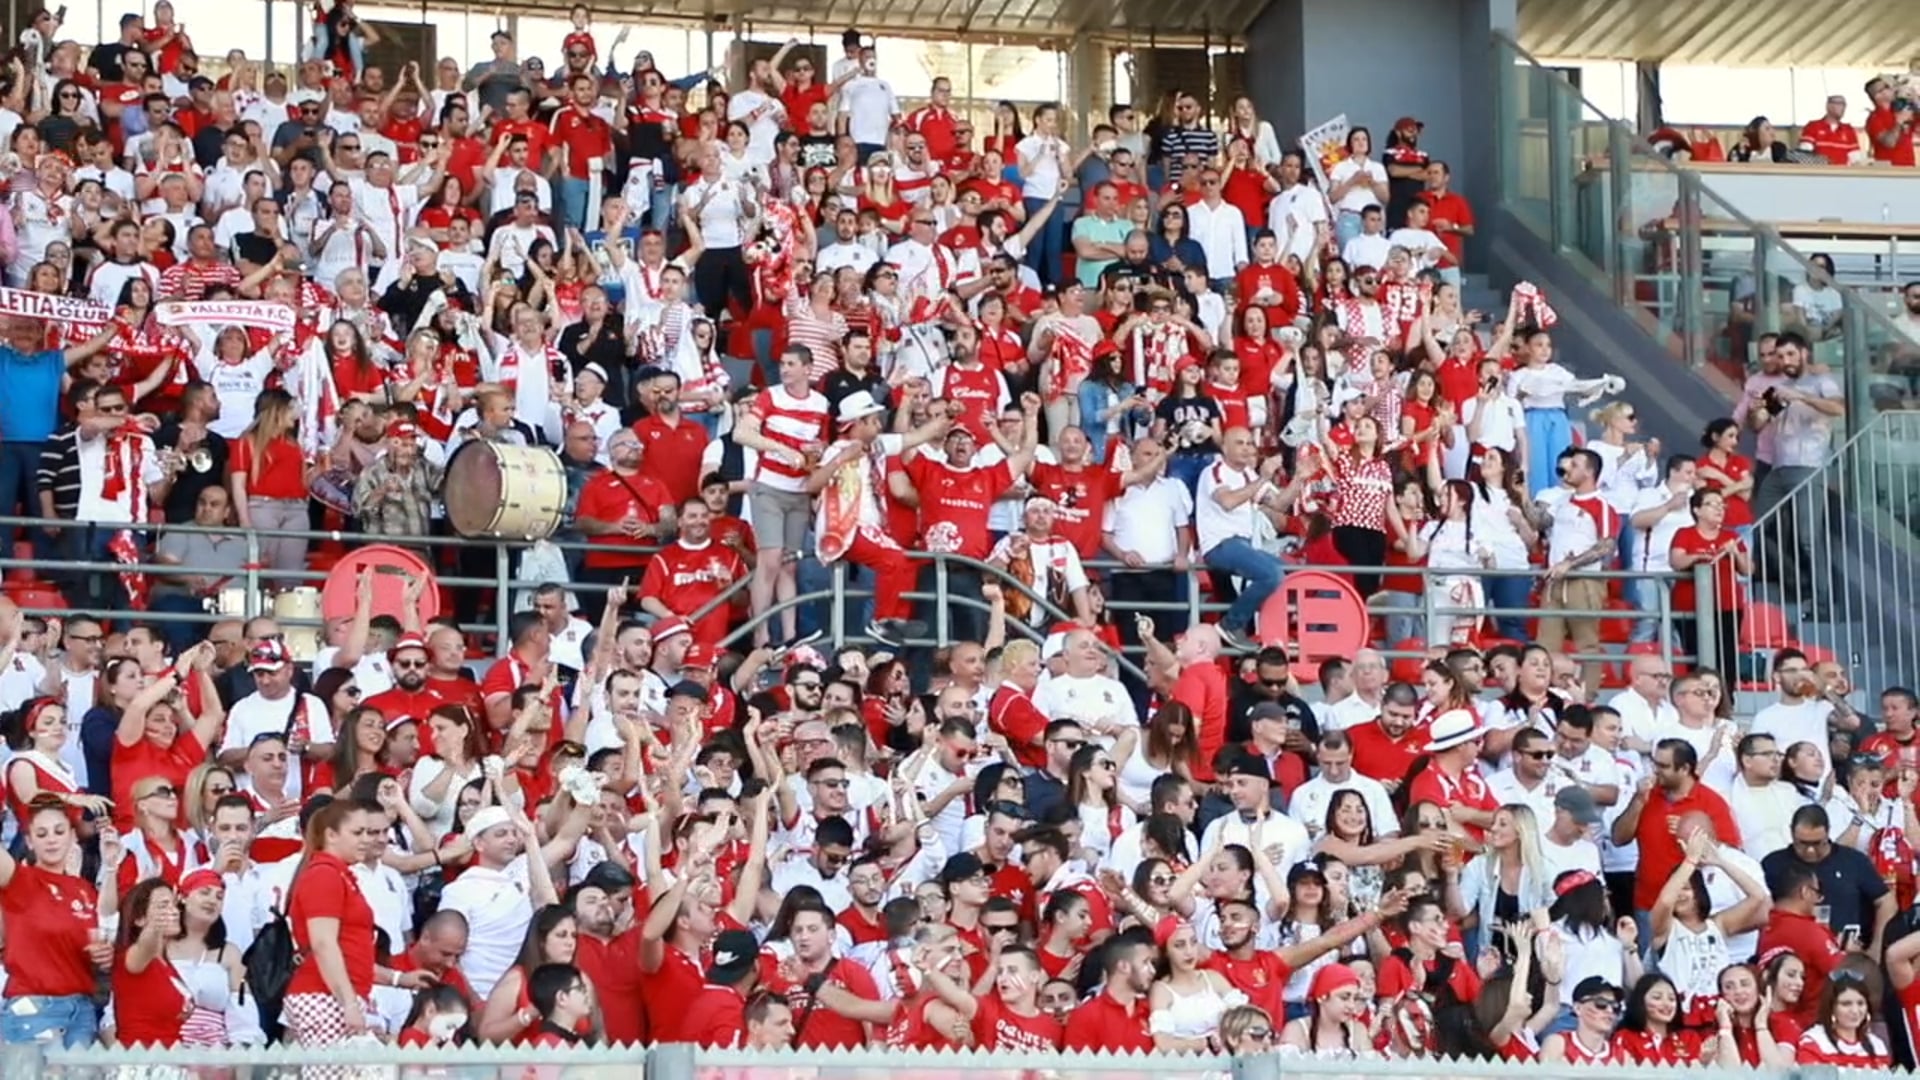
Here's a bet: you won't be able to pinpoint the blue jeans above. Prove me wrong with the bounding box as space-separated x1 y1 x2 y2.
1024 196 1068 288
1204 537 1283 635
558 177 591 234
2 994 98 1047
1486 573 1533 640
1166 453 1209 497
0 441 44 557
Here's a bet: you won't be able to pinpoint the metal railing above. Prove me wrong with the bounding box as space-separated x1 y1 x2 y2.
0 514 1718 683
1741 410 1920 694
14 1040 1856 1078
1491 33 1920 421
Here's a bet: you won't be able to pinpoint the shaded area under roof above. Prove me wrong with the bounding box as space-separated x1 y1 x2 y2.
604 0 1267 41
1518 0 1920 66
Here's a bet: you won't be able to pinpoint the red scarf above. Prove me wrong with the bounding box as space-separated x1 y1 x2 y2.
100 423 143 503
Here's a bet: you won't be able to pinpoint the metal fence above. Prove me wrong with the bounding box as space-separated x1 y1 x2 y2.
0 512 1711 680
8 1041 1864 1078
1743 409 1920 696
1491 33 1920 422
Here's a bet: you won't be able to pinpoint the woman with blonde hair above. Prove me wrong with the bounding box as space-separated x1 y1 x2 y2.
230 386 310 577
1442 803 1553 961
181 762 236 839
1217 1003 1278 1055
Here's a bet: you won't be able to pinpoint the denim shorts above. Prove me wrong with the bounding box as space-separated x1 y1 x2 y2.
1 994 99 1047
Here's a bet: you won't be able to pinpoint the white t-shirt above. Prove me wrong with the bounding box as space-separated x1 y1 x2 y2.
681 177 751 249
1749 698 1836 781
1015 134 1070 200
1033 673 1134 730
726 89 784 165
1195 457 1262 554
1327 156 1388 214
218 691 333 800
197 349 277 439
1287 772 1397 838
838 76 899 146
440 862 533 1000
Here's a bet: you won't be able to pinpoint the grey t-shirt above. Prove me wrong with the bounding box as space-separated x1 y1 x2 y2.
1772 371 1842 468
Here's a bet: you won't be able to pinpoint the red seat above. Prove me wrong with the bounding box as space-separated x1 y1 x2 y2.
4 582 66 613
9 541 36 583
1389 640 1427 684
1597 598 1635 645
1739 601 1792 651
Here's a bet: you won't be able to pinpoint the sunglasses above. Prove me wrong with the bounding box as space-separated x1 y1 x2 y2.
142 785 179 799
394 658 428 671
1520 750 1553 760
1580 998 1622 1013
1148 874 1174 887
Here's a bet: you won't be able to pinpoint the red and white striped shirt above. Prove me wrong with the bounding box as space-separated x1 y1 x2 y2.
158 258 242 300
750 386 830 492
1796 1025 1889 1069
783 296 848 382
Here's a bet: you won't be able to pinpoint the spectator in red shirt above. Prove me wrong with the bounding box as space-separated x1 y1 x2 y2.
1345 681 1424 786
638 499 748 645
1612 737 1743 913
550 72 615 232
987 638 1049 768
573 428 678 622
1417 161 1475 278
1756 860 1847 1027
1799 94 1862 166
677 928 765 1048
1063 929 1156 1053
1405 708 1498 838
1865 77 1916 167
1169 624 1229 782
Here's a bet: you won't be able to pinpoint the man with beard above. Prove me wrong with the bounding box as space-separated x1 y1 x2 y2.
639 616 692 716
1345 681 1426 790
1063 928 1155 1052
837 855 892 945
570 863 647 1045
639 500 749 647
575 429 677 625
633 367 711 506
365 634 444 749
1205 890 1404 1021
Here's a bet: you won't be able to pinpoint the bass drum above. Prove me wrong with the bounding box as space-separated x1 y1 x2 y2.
443 440 567 540
273 587 323 662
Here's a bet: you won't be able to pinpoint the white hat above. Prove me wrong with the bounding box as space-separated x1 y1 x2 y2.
835 390 888 425
467 806 513 837
1423 708 1484 753
1041 632 1067 663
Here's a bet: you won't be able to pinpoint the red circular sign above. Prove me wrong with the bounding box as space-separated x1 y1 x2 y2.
1256 570 1371 680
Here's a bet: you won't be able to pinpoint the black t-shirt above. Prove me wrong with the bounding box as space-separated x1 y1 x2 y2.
1760 845 1891 944
799 134 837 171
1156 393 1221 456
89 42 133 83
233 232 279 270
151 423 229 524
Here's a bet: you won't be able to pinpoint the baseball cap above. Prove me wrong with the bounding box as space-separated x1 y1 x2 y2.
707 929 759 985
666 679 708 703
681 643 716 670
247 640 290 673
938 852 987 885
388 633 429 660
1221 752 1271 783
650 616 690 643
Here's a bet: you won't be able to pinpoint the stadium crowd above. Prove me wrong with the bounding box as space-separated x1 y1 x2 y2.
0 1 1895 1071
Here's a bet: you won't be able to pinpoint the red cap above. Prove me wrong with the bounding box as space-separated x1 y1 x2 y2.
650 616 690 643
388 634 429 659
246 639 291 672
384 713 419 732
179 869 225 896
387 419 420 439
1553 869 1600 897
1394 116 1424 131
681 643 716 670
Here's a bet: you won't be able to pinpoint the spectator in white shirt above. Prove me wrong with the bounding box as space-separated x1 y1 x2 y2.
1750 648 1843 783
1326 129 1389 246
770 816 856 912
1287 730 1397 839
1185 165 1248 291
1605 653 1679 763
1385 200 1449 272
836 46 898 160
1326 649 1389 732
1725 731 1803 863
1340 204 1391 272
1487 728 1568 825
440 804 559 1001
1540 787 1605 879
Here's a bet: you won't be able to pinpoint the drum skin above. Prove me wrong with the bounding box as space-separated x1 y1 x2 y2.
443 441 567 540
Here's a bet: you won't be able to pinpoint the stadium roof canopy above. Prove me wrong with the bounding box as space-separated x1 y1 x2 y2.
1516 0 1920 67
610 0 1269 42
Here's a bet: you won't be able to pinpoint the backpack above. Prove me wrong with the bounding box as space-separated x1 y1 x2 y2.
243 859 306 1040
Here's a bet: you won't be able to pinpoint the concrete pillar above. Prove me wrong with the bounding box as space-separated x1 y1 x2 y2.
1243 0 1517 267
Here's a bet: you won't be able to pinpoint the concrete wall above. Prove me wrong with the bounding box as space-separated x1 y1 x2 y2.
1243 0 1516 265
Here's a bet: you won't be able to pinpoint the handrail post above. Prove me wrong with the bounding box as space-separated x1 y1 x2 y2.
244 531 262 618
1676 168 1706 370
1607 121 1633 304
1693 561 1717 673
830 563 847 650
1655 573 1674 672
495 544 511 651
935 556 950 648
